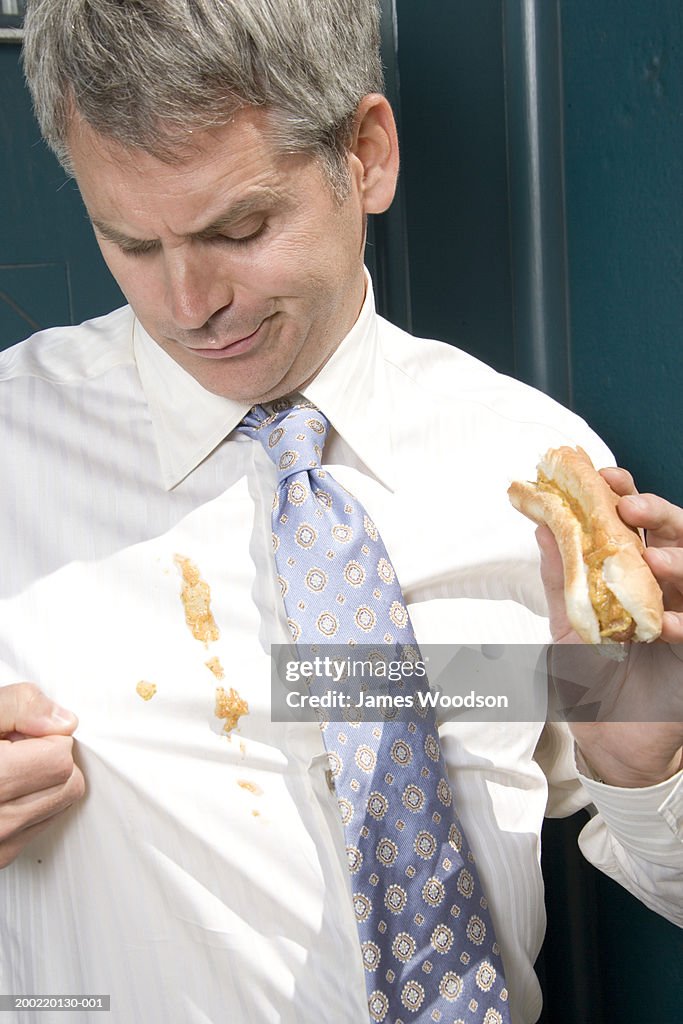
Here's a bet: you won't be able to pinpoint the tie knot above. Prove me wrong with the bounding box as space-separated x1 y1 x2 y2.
240 399 330 481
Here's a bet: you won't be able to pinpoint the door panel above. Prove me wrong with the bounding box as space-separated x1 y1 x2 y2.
0 262 70 338
562 0 683 501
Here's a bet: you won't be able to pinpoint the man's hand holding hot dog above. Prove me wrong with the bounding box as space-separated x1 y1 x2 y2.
535 467 683 790
605 467 683 637
0 683 85 868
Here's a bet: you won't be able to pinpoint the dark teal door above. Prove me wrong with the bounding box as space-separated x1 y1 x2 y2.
0 41 123 351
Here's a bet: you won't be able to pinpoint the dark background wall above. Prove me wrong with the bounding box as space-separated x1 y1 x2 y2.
562 0 683 501
1 2 682 1020
0 41 123 347
387 0 683 505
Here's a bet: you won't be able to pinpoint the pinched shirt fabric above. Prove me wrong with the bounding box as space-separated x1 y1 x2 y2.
241 400 510 1023
0 281 681 1024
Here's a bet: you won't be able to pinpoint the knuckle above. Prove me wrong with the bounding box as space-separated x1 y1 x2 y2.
8 681 43 708
49 761 85 806
0 681 40 720
50 737 76 784
69 766 86 801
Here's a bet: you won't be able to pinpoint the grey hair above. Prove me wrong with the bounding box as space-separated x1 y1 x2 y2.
22 0 384 196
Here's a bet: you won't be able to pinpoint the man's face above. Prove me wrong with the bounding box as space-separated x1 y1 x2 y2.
68 109 368 401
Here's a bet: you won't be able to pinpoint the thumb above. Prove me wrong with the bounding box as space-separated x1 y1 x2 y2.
536 525 574 641
0 682 78 738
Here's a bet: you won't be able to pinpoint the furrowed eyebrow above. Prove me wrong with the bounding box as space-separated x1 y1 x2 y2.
91 221 149 249
91 187 287 249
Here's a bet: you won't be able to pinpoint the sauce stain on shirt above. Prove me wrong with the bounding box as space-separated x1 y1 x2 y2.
237 779 263 796
205 656 225 680
174 554 220 645
215 686 250 735
136 680 158 701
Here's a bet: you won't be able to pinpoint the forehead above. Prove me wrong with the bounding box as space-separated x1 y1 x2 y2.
67 108 312 229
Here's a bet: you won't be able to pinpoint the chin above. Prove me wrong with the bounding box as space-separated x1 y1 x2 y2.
192 364 296 404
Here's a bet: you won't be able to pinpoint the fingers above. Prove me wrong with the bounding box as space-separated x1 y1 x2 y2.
0 761 85 868
618 492 683 619
0 735 79 803
659 610 683 644
644 546 683 580
0 684 84 868
644 547 683 616
617 493 683 543
600 468 683 545
600 466 637 497
0 683 78 738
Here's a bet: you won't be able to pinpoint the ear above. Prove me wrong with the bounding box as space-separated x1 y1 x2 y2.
347 94 400 214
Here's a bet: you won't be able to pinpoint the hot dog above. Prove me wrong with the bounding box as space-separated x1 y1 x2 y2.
508 446 663 645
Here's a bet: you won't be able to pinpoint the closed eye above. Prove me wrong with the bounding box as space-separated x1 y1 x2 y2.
95 215 269 257
113 229 267 258
213 222 268 247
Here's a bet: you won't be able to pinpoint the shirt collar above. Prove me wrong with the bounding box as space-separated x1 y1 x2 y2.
133 274 394 490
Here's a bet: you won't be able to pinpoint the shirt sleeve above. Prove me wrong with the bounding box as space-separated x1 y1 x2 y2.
535 721 683 927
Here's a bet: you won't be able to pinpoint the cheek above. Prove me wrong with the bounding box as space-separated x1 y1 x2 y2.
265 205 357 288
259 237 349 305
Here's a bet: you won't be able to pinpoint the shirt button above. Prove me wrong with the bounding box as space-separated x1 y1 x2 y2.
325 768 336 793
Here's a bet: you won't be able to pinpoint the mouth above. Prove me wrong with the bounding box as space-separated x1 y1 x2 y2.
180 319 267 359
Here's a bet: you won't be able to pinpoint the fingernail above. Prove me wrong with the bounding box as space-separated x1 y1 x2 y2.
49 705 76 728
651 548 671 565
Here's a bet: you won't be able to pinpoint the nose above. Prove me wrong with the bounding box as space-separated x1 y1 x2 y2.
164 245 234 330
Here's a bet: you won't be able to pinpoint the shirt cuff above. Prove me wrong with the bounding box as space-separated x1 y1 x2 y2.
576 764 683 866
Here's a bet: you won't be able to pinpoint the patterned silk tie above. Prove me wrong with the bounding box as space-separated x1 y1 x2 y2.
241 399 510 1024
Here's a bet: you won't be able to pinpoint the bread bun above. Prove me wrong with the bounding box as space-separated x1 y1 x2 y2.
508 446 663 645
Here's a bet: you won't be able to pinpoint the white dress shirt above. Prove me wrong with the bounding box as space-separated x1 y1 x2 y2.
0 282 680 1024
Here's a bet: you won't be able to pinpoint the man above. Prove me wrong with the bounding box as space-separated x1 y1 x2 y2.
1 2 681 1022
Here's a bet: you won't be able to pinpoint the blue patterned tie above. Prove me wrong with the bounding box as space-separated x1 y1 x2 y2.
241 399 510 1024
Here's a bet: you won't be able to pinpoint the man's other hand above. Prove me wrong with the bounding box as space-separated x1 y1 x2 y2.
536 469 683 788
0 683 84 867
